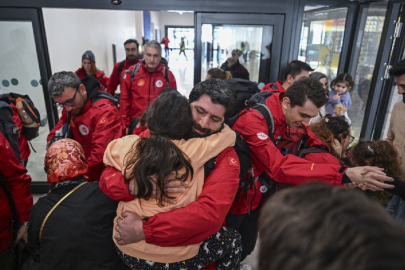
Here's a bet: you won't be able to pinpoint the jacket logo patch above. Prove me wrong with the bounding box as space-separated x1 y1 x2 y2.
257 132 268 140
228 157 239 166
155 80 163 88
137 79 145 86
99 117 109 125
5 142 9 149
79 125 90 136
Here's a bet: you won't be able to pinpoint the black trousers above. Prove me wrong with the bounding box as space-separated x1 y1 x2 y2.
226 207 260 261
0 245 15 270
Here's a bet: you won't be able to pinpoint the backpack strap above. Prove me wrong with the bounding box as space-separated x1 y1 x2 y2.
130 62 142 82
0 100 21 161
117 60 126 78
39 182 87 241
251 103 276 144
0 174 20 239
161 65 170 87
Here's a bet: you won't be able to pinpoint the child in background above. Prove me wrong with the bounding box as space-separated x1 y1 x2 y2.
325 73 355 122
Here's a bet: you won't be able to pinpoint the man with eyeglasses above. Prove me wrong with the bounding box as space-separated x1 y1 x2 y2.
47 71 124 182
220 49 250 80
106 39 140 96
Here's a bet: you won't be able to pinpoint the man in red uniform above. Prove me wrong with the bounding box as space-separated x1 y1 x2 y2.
230 77 395 260
120 40 177 127
261 60 313 93
0 100 32 270
107 39 140 96
47 71 124 182
100 79 239 270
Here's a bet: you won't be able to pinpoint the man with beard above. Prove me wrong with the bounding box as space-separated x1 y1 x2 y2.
107 39 140 96
99 79 240 270
47 71 124 181
387 59 405 180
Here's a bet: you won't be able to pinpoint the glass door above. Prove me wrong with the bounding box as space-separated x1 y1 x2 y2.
195 13 284 85
0 8 54 192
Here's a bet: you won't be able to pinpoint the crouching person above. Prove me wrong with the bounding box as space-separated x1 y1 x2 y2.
25 139 129 270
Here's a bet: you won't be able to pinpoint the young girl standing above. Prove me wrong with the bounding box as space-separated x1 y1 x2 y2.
325 73 355 119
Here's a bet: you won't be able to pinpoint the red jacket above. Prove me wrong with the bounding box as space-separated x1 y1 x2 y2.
47 98 124 182
261 80 285 93
120 61 177 126
99 147 239 245
106 59 140 95
231 93 347 214
10 102 30 161
75 68 109 92
0 132 32 252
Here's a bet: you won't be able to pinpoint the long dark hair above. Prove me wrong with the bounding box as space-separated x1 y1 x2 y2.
123 92 194 206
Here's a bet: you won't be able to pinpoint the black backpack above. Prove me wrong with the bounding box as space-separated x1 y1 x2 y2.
204 130 254 203
223 78 260 118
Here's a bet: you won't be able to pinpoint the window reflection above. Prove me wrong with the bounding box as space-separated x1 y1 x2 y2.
298 7 349 84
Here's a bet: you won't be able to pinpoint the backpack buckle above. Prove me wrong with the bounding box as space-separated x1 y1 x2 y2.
11 125 20 136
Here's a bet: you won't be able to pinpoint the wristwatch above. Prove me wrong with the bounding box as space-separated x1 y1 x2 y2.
21 221 29 227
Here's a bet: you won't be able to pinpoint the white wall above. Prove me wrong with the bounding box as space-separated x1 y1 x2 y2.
157 12 194 37
150 11 161 41
43 8 139 76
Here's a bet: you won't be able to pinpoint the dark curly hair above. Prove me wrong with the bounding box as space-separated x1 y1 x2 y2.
389 59 405 77
310 116 350 159
189 78 234 120
123 92 193 206
352 140 402 206
284 77 327 108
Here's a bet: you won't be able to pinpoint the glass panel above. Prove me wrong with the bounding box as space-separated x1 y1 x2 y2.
167 27 195 50
0 21 47 182
348 4 387 139
201 24 273 84
382 44 405 139
298 7 349 83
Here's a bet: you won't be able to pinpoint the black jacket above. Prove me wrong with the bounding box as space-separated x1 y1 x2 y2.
27 180 129 270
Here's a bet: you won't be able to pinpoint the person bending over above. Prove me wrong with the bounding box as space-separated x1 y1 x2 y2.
104 92 241 270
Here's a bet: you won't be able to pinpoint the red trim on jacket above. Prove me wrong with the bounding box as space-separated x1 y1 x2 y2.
0 132 32 252
107 59 140 95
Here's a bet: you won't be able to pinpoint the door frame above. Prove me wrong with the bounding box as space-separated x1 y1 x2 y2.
194 12 285 85
0 8 55 192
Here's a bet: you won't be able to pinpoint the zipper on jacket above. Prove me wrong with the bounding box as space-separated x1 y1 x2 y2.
153 79 156 93
148 73 152 105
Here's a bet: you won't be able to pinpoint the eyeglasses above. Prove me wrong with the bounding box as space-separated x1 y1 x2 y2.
55 88 79 108
348 134 355 143
125 48 137 52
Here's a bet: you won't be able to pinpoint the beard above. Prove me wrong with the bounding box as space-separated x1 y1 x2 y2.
126 55 138 62
188 121 224 138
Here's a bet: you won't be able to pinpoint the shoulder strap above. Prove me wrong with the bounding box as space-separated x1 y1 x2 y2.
130 62 142 82
117 60 126 77
39 182 87 241
0 174 20 239
252 103 276 144
161 65 170 87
